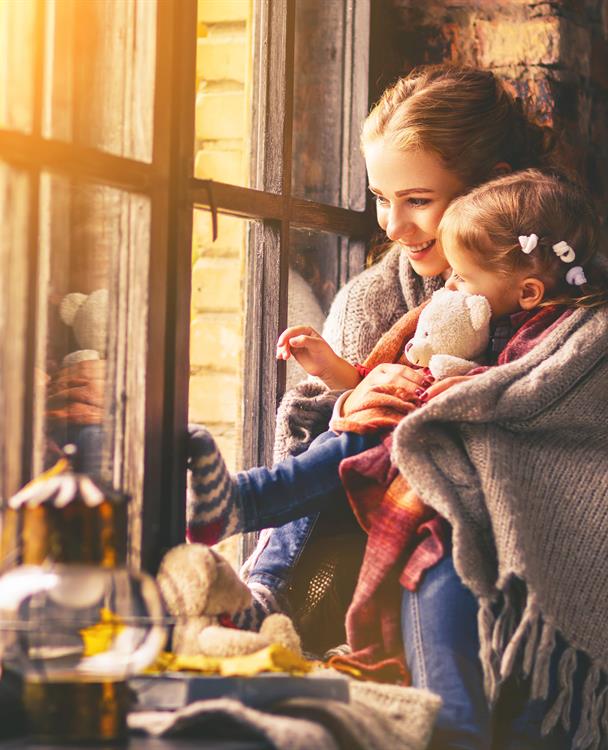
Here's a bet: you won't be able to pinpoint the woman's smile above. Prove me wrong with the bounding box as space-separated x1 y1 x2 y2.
398 238 437 259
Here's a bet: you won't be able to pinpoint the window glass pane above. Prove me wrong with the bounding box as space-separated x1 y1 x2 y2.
194 0 253 187
0 163 30 500
291 0 348 208
37 175 150 562
190 208 253 566
0 0 36 132
287 227 350 389
42 0 156 162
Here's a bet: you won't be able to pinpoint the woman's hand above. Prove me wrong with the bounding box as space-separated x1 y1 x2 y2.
46 359 106 424
343 363 429 414
276 325 361 389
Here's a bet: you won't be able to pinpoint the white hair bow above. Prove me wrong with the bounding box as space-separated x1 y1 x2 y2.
566 266 587 286
552 241 576 263
518 234 538 254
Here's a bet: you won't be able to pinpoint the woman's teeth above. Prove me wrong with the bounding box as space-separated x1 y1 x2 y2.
401 239 435 254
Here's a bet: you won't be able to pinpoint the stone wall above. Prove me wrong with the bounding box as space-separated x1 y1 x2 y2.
374 0 608 234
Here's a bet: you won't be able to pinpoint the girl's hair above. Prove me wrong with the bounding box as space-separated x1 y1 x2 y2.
438 169 608 309
362 65 558 187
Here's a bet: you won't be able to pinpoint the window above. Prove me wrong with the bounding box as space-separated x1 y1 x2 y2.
0 0 372 571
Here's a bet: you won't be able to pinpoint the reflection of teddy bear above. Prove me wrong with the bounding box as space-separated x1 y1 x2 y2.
59 289 108 367
157 544 302 658
405 288 491 379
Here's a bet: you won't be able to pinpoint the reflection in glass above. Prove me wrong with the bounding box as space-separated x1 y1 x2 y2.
0 0 36 133
0 163 30 501
287 227 351 390
42 0 156 161
37 176 150 560
292 0 350 207
194 0 253 186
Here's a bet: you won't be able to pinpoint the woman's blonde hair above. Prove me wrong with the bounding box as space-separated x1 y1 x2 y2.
439 169 608 309
362 65 557 187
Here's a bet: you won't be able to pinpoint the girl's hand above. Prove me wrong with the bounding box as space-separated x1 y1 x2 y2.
343 363 428 413
276 326 361 389
422 374 474 401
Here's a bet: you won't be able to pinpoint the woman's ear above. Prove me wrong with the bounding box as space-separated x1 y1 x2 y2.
519 277 545 310
491 162 512 178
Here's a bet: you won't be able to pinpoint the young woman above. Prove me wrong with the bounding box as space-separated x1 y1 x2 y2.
189 169 608 750
191 169 606 544
231 65 583 749
189 68 604 748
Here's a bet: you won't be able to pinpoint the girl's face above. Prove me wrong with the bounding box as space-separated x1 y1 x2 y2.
443 242 529 319
364 141 466 277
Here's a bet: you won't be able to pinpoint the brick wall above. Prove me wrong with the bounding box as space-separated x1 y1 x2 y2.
376 0 608 236
190 0 252 472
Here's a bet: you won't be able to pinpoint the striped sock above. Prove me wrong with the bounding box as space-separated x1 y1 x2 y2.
232 581 282 632
187 426 244 546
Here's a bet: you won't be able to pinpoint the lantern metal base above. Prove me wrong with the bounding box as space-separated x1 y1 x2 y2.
23 679 131 744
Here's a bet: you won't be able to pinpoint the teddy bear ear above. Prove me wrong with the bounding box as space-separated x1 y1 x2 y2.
59 292 87 327
465 294 492 331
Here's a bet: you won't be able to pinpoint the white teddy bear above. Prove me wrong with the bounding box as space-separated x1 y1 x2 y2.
405 288 491 379
59 289 109 367
157 543 302 658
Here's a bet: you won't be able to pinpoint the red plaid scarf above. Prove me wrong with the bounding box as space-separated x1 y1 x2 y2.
328 304 571 683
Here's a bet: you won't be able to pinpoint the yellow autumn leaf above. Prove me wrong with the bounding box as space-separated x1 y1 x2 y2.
80 607 125 657
146 643 315 677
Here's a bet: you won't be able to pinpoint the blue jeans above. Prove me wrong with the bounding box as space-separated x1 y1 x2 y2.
241 429 377 603
401 553 581 750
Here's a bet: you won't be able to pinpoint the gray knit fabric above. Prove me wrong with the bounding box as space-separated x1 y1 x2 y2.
392 304 608 749
128 678 441 750
274 246 442 462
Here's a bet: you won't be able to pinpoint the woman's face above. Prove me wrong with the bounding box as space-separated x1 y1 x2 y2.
364 141 466 277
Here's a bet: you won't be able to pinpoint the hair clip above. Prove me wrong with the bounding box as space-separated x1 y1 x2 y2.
552 241 576 263
566 266 587 286
518 234 538 254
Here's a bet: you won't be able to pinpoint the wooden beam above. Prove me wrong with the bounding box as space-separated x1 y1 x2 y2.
188 178 370 238
0 130 156 193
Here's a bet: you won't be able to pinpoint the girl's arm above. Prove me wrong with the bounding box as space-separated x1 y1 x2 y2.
277 325 362 390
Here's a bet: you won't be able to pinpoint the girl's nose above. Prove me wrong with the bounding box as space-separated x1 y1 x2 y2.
405 341 413 352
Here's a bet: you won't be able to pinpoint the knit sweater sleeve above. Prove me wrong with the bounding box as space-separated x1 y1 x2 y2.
273 246 442 463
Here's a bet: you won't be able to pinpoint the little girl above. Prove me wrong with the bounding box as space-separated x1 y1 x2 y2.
188 168 607 556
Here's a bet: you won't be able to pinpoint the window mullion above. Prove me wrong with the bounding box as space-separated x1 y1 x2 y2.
139 0 197 570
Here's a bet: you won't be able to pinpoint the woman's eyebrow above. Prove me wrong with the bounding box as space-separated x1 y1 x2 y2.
368 185 435 196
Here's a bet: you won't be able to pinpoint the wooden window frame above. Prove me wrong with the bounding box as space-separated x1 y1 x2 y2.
0 0 372 571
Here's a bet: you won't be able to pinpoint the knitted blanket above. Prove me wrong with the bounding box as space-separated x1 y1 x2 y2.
129 677 441 750
392 304 608 748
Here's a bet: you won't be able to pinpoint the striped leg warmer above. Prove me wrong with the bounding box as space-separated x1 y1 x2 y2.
232 580 283 632
187 426 244 546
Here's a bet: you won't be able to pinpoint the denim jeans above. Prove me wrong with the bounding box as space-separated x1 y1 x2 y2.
237 429 378 532
240 429 377 602
401 553 581 750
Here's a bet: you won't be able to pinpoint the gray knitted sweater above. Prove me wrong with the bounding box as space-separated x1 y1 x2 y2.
392 304 608 748
273 246 442 463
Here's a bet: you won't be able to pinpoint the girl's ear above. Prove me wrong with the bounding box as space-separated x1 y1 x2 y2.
519 277 545 309
490 162 512 177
